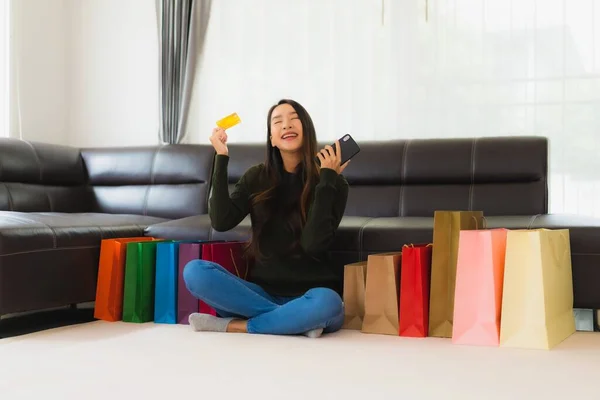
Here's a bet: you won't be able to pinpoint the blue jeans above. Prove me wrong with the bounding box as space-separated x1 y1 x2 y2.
182 259 345 335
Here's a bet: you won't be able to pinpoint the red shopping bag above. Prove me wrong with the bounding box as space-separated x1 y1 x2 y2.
200 241 250 317
201 241 250 281
399 243 432 337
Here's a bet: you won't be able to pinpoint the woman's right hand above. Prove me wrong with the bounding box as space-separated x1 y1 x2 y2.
210 127 228 156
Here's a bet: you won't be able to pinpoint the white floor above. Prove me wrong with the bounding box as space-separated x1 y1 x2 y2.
1 321 599 400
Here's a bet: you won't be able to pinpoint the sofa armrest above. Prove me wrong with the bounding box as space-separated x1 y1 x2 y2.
0 138 90 212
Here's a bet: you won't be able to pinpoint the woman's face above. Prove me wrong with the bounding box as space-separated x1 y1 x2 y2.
270 103 304 153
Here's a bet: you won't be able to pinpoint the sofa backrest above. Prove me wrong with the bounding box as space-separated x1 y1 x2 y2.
0 136 546 219
228 136 548 217
81 144 215 219
344 136 547 217
0 138 91 212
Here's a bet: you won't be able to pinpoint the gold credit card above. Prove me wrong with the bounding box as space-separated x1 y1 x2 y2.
216 113 241 129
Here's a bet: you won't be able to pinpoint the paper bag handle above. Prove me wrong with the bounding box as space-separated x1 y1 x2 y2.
230 248 249 280
471 215 487 230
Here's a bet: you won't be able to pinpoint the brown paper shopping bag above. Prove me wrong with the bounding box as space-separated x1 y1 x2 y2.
428 210 484 338
500 229 576 350
342 261 368 330
362 252 401 335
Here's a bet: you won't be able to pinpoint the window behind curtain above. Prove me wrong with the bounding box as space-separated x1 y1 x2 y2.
192 0 600 217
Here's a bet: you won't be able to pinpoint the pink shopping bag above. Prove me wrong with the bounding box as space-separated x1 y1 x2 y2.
452 229 508 346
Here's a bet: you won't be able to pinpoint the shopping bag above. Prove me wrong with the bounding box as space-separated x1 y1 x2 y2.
202 241 250 316
201 241 250 280
94 236 154 322
342 261 368 330
122 240 165 323
399 244 432 338
154 241 179 324
452 229 507 346
362 252 401 336
177 242 215 324
500 229 575 350
429 210 484 338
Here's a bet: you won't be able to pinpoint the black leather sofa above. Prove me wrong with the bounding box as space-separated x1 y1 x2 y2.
1 136 599 318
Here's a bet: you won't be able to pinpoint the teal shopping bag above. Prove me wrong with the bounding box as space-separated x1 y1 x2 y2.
154 241 179 324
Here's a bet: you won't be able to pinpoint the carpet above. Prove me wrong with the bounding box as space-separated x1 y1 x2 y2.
1 321 599 399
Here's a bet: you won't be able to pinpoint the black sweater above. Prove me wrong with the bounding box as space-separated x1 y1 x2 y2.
209 154 349 296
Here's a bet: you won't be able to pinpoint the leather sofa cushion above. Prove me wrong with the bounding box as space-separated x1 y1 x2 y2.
81 145 215 219
0 211 167 315
0 138 85 185
361 214 600 253
0 211 166 256
362 217 435 253
145 215 372 254
144 214 213 241
0 184 92 213
361 215 547 253
218 138 547 218
0 139 91 213
524 214 600 309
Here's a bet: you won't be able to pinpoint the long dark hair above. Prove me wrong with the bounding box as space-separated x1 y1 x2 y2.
246 99 320 261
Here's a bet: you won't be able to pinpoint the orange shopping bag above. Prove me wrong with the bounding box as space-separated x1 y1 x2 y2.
452 228 507 346
94 237 154 321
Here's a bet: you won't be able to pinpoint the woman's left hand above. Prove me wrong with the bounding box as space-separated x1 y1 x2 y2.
317 141 350 174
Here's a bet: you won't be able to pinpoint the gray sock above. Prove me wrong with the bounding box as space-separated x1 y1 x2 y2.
303 328 324 338
188 313 233 332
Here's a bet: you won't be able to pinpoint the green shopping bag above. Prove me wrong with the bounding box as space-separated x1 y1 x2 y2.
122 240 165 323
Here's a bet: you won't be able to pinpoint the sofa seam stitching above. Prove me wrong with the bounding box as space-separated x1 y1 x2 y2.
528 214 540 229
399 140 410 217
30 220 57 248
468 138 477 211
0 244 100 257
3 182 14 211
24 140 53 212
143 146 161 216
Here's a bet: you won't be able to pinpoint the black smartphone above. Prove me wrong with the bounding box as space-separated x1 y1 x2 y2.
316 134 361 166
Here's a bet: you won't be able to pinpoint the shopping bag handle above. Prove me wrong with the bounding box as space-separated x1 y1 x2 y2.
471 215 488 230
230 248 249 280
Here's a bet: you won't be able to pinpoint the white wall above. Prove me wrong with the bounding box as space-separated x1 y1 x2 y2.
10 0 70 145
10 0 158 148
186 0 392 146
68 0 158 148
